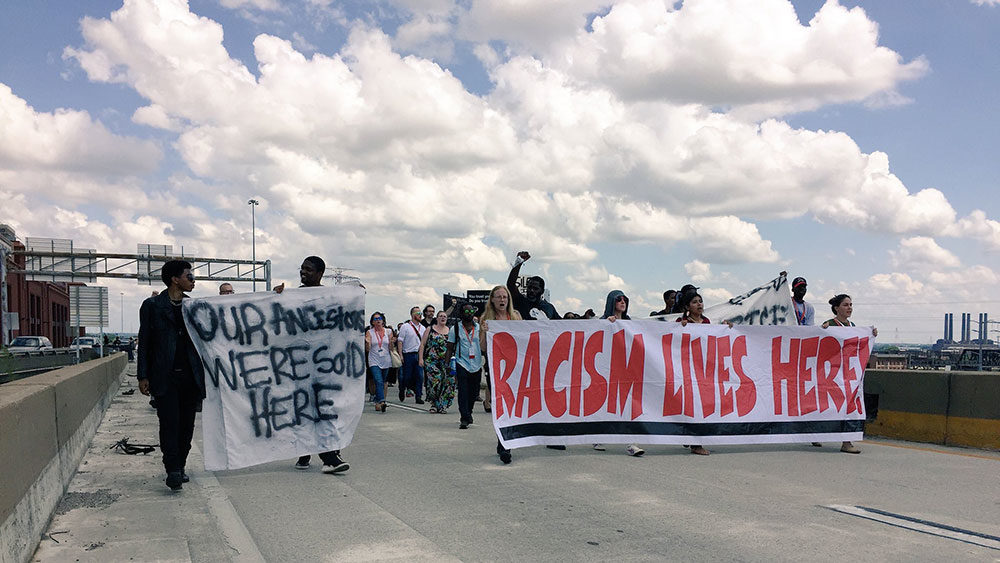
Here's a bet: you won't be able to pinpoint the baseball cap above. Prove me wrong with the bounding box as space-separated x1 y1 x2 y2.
792 277 807 288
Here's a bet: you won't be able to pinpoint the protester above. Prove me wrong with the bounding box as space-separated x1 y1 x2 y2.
385 317 399 387
365 311 394 413
595 290 645 457
420 304 436 328
137 260 206 491
506 251 560 320
448 302 483 429
791 277 815 326
275 256 351 473
671 284 699 313
651 289 677 316
419 311 455 414
397 307 427 404
480 285 523 464
676 291 732 456
218 283 234 295
819 293 878 454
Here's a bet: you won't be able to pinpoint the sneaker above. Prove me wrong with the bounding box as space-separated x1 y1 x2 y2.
811 442 822 447
415 398 425 405
165 471 183 491
294 460 310 470
459 422 469 429
593 444 606 451
498 449 512 464
626 444 645 457
840 442 861 454
546 445 566 450
321 455 350 473
181 471 190 483
406 390 415 398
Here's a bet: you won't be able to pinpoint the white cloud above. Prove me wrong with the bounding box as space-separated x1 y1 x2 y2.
684 260 712 282
890 237 961 270
971 0 1000 6
219 0 281 11
549 0 928 118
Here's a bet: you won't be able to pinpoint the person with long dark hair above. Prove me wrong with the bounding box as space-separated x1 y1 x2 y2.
596 290 646 457
818 293 877 454
675 291 732 456
366 311 395 413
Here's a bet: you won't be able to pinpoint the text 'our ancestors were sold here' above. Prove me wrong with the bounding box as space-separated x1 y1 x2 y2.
183 286 366 470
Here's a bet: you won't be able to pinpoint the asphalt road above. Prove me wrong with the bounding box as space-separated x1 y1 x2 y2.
34 370 1000 562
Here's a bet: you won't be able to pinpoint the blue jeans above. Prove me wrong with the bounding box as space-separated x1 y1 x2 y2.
401 352 423 400
369 366 387 403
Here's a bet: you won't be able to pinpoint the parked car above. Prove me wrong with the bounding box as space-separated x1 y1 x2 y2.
7 336 54 352
71 336 103 350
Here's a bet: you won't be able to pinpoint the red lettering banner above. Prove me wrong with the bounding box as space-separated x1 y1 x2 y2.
486 321 874 449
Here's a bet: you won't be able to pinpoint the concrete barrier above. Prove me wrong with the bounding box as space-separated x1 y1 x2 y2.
864 369 1000 450
0 353 126 563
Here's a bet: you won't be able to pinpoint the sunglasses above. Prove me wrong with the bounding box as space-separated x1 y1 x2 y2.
615 295 627 302
372 317 383 321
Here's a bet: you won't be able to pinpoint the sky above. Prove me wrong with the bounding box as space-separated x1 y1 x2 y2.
1 0 998 343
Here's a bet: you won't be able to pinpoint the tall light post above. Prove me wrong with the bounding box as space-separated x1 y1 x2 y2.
120 292 124 335
248 199 259 291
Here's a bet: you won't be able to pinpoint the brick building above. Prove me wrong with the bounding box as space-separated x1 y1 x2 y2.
2 227 81 347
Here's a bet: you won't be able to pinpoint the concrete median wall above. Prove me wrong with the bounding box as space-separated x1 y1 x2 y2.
864 369 1000 450
0 353 126 563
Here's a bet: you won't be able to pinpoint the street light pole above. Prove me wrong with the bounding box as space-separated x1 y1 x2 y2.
248 199 260 291
120 292 124 335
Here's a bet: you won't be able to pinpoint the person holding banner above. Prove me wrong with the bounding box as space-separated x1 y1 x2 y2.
419 311 456 414
366 311 395 413
791 277 815 327
137 260 206 491
595 290 646 457
676 291 732 456
818 293 878 454
279 256 351 474
449 302 484 429
480 285 523 463
398 307 427 404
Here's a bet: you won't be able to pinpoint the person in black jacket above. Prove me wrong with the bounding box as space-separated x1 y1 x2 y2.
137 260 206 491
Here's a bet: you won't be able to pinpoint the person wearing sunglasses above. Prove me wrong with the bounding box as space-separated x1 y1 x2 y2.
137 260 206 491
365 312 395 413
596 290 645 457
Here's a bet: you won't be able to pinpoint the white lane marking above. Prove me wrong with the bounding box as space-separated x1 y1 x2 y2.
190 441 267 563
824 505 1000 551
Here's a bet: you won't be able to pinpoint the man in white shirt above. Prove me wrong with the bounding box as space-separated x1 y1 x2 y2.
397 306 426 404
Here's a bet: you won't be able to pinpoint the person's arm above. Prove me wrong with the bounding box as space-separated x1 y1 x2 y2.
507 251 530 308
417 326 431 366
136 299 153 395
446 325 457 365
443 297 457 318
397 329 405 357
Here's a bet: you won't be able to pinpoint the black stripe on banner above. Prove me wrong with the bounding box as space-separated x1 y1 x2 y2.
499 420 865 440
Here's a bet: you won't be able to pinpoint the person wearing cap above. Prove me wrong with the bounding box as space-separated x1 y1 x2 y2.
791 277 815 326
671 284 699 314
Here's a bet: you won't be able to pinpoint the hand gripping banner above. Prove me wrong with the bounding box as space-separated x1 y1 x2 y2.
486 320 874 450
183 286 366 470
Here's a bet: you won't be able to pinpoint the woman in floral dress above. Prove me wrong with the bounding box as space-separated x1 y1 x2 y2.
418 311 455 414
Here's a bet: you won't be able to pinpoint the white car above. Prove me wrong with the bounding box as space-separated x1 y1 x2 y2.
7 336 54 352
71 336 103 350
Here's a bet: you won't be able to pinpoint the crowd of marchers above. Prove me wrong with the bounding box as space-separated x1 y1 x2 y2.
137 251 877 491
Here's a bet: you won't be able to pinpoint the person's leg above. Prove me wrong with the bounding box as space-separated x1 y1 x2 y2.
414 362 425 402
468 369 481 423
370 366 386 405
399 354 415 401
155 379 182 474
456 365 471 424
176 374 200 473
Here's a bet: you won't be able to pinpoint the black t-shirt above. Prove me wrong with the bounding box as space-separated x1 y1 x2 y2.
510 290 559 320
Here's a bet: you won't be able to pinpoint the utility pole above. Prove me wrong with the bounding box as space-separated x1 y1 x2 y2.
248 199 259 291
0 245 8 347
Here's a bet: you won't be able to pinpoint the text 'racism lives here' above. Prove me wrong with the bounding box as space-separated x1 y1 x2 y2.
490 329 872 421
186 300 366 438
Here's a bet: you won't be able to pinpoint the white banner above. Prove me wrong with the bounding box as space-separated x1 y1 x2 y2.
183 286 366 470
486 321 874 449
654 274 794 325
